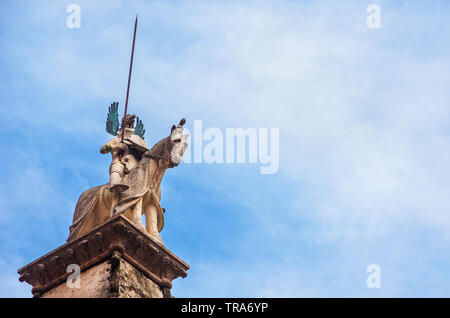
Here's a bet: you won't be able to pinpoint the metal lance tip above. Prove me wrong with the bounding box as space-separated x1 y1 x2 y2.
121 15 138 142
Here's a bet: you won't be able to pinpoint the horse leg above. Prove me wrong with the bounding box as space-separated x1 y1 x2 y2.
145 204 163 244
109 187 119 217
131 199 145 229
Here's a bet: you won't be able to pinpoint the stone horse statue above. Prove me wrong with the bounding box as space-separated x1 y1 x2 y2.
67 116 188 245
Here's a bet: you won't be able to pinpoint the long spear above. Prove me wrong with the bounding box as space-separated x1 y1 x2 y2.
121 15 138 142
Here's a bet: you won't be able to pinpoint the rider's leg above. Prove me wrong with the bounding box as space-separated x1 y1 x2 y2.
132 199 144 228
146 204 163 244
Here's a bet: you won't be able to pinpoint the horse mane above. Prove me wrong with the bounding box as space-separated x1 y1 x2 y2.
145 135 171 159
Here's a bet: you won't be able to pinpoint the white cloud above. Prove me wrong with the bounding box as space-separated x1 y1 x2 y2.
2 0 450 297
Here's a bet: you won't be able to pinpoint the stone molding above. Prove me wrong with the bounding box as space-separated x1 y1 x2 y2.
17 214 189 297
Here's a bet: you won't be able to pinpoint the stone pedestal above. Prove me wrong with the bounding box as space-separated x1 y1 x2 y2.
17 214 189 298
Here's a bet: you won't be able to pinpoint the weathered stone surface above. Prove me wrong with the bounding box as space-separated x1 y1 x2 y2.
18 214 189 298
115 258 163 298
40 256 164 298
42 262 111 298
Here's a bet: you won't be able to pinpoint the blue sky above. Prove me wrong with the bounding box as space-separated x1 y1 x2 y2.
1 0 450 297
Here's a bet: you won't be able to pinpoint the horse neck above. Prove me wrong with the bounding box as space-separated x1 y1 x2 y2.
148 136 173 188
152 162 168 190
148 136 172 158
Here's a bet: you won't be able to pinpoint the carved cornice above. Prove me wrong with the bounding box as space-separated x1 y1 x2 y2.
17 214 189 296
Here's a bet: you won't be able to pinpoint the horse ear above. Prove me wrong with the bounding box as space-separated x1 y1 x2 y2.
171 125 176 133
179 118 186 127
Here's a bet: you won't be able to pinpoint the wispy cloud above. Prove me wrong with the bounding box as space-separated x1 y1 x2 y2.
1 0 450 297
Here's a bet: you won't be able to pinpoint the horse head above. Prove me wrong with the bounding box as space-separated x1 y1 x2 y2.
169 118 189 167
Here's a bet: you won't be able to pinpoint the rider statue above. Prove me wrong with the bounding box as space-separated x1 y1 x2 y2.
67 102 188 245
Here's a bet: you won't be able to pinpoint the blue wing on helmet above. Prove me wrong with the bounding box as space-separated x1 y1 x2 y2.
106 102 120 136
134 116 145 139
